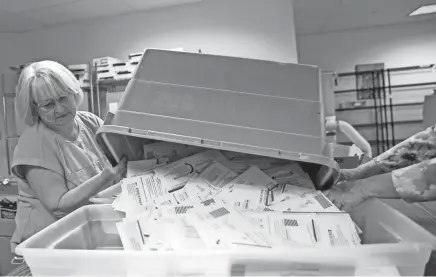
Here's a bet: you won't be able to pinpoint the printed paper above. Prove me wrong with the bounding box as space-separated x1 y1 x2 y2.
244 212 316 247
270 191 340 213
219 166 277 211
183 162 238 203
116 221 144 251
186 204 276 249
267 184 314 206
312 213 361 247
153 150 229 192
263 162 315 189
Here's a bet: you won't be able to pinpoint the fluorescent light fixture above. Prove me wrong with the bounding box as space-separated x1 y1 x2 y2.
409 4 436 16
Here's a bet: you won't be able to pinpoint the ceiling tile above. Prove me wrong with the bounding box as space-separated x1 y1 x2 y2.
0 0 79 13
0 9 44 32
22 0 134 25
294 0 436 35
123 0 202 10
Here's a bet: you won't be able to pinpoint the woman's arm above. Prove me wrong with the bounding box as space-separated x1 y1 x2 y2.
327 157 436 211
344 125 436 181
25 158 126 217
391 158 436 202
26 166 113 216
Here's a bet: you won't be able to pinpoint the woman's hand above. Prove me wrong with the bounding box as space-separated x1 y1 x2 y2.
338 168 358 183
331 169 361 193
101 157 127 184
325 182 368 212
326 172 399 212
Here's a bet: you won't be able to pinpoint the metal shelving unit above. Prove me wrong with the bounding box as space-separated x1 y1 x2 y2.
1 71 20 177
90 62 131 120
334 64 436 155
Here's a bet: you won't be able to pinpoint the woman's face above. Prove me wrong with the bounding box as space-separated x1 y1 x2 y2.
32 80 77 129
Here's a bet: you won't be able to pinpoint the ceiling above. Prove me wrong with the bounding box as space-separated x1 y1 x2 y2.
0 0 436 34
293 0 436 35
0 0 203 33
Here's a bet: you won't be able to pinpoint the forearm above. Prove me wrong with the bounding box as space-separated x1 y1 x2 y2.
391 158 436 202
372 125 436 172
361 173 401 199
57 172 112 213
358 158 436 203
349 126 436 181
349 160 385 180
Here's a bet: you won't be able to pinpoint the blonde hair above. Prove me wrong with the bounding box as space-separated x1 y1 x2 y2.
15 60 84 126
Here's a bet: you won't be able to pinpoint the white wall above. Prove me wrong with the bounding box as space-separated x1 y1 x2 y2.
11 0 298 66
0 34 20 74
0 0 298 176
297 19 436 72
298 19 436 150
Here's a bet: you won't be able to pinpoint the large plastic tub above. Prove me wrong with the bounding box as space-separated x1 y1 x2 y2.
95 49 340 190
15 200 436 276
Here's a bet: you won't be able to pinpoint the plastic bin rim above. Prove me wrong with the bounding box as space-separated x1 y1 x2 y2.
16 201 436 254
95 124 340 170
139 48 321 69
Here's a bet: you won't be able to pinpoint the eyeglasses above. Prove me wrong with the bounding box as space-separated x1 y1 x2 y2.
35 94 72 112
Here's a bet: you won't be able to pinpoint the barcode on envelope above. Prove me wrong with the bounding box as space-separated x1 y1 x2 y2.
174 206 194 214
284 219 299 227
202 198 215 206
209 207 230 218
314 194 332 209
178 192 189 202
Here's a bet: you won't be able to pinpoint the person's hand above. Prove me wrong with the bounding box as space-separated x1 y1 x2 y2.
326 172 398 213
101 156 127 184
325 184 369 212
332 171 361 193
338 168 360 183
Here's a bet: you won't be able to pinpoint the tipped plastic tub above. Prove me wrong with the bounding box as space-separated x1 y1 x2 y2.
89 49 341 204
94 49 340 190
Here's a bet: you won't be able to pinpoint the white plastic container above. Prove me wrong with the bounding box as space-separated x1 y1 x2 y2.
90 183 120 204
16 200 436 276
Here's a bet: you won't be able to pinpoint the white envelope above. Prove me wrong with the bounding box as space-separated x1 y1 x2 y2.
153 150 229 192
183 162 238 203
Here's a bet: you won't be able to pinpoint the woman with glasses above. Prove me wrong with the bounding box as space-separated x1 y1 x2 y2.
10 61 127 254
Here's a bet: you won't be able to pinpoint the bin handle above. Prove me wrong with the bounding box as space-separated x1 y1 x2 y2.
11 256 25 265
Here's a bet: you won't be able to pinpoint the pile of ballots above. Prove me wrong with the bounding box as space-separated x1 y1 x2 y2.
113 141 362 251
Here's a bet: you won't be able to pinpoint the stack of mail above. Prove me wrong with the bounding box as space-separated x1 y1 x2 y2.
111 141 361 252
115 201 361 252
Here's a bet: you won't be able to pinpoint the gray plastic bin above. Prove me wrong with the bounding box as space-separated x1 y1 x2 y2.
95 49 340 190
